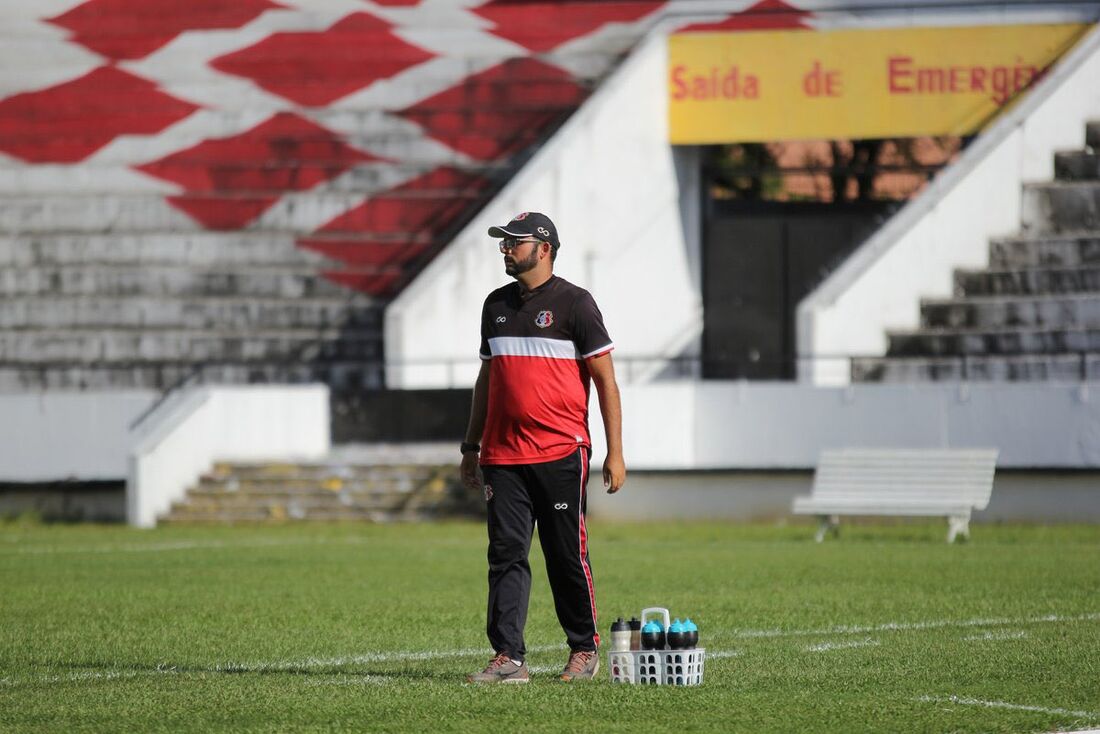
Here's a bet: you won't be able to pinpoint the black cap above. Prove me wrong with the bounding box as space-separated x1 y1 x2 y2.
611 617 629 631
488 211 560 252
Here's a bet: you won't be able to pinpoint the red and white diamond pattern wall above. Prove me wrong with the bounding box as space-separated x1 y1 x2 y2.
0 0 809 297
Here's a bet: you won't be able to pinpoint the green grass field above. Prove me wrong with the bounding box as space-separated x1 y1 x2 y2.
2 519 1099 733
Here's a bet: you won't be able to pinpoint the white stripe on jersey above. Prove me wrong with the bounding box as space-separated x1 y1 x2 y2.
580 343 614 359
488 336 580 360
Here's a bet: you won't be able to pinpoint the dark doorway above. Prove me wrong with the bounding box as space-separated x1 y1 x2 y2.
702 199 898 379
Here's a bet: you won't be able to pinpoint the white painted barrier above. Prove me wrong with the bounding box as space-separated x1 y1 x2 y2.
126 385 330 528
797 23 1100 385
0 390 156 481
587 381 1100 470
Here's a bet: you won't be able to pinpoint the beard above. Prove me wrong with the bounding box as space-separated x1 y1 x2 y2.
504 246 540 277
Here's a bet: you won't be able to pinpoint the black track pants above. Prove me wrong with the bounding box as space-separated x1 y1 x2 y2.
481 448 599 662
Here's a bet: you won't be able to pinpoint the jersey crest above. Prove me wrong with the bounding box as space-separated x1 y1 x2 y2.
535 310 554 328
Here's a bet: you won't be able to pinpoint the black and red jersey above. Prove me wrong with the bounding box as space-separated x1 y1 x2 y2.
479 275 614 465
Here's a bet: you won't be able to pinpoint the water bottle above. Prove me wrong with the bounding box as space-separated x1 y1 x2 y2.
641 620 665 650
683 618 699 648
610 618 631 652
629 617 641 650
667 619 687 650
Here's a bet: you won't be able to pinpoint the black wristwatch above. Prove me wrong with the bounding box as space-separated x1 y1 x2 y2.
460 442 481 455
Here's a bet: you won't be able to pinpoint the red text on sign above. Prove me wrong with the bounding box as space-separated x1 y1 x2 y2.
802 60 842 97
670 65 760 100
887 56 1045 105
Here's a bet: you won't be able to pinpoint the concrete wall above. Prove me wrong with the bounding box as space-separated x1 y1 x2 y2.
587 381 1100 470
587 470 1100 523
127 384 330 528
797 23 1100 385
384 32 702 388
0 391 156 480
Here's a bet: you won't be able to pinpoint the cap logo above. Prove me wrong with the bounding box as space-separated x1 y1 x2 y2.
535 310 554 328
537 226 550 237
513 212 529 221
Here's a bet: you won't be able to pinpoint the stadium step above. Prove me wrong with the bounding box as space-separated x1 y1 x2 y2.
0 266 368 298
852 353 1100 382
0 360 384 391
0 131 528 169
203 462 439 482
1054 150 1100 181
954 266 1100 296
1022 180 1100 233
0 296 380 330
988 231 1100 268
0 188 487 233
886 326 1100 356
0 329 381 362
160 461 481 524
920 294 1100 330
0 1 646 394
0 162 499 196
0 232 331 268
856 120 1100 382
1086 120 1100 149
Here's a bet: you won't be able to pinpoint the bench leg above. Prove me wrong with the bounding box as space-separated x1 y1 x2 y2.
947 514 970 543
815 515 840 543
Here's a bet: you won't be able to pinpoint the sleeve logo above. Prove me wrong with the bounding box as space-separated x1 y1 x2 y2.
535 310 554 328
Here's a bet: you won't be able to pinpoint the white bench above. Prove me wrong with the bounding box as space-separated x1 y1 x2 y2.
792 448 998 543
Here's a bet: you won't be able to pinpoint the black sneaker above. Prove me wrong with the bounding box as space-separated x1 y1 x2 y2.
560 649 599 681
467 653 529 684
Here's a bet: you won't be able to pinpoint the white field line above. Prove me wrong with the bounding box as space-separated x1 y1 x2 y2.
0 647 565 688
5 612 1096 688
708 650 741 659
804 638 879 652
213 643 566 673
916 695 1100 720
1 537 369 556
720 612 1100 641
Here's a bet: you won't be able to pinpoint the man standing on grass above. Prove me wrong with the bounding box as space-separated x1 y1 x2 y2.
461 211 625 684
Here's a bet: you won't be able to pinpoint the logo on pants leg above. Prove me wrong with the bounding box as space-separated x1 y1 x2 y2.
554 502 569 510
484 483 494 502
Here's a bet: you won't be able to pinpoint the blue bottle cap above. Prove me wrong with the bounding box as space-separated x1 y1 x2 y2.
669 619 686 633
642 620 663 633
683 618 698 632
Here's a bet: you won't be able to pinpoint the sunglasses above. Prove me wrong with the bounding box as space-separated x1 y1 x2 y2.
498 237 542 253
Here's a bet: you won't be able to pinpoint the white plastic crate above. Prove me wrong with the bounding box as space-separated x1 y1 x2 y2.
608 606 705 685
609 648 705 686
